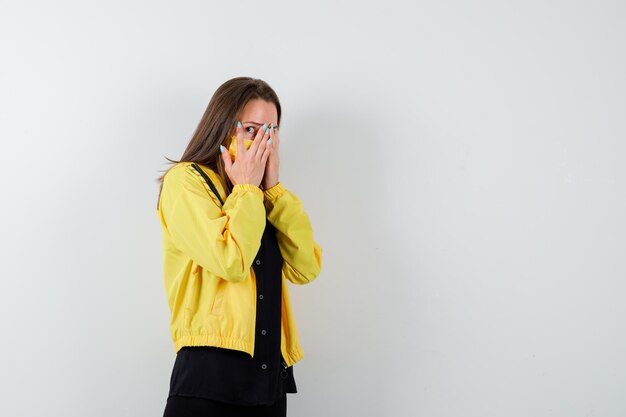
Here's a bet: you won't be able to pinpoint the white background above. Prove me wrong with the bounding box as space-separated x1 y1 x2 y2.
1 1 625 416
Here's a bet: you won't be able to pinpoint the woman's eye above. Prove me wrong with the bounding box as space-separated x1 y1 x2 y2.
245 126 256 135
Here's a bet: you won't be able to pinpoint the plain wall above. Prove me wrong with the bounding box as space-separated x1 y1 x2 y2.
1 1 625 416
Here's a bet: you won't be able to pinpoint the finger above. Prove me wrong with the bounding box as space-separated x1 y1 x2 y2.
248 123 267 156
251 123 270 159
235 120 245 157
261 139 271 163
267 123 274 147
255 126 270 161
221 143 232 173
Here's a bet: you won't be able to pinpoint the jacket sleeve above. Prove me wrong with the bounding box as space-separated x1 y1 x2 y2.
159 165 266 283
263 182 323 285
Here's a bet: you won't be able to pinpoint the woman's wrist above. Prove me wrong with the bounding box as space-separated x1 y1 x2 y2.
263 181 286 201
262 180 279 189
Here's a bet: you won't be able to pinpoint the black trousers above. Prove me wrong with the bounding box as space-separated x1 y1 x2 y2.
162 393 287 417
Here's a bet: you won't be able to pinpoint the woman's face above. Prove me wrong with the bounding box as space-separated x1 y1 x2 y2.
232 99 279 140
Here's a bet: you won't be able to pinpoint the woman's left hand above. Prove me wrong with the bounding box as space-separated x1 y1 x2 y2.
262 123 280 189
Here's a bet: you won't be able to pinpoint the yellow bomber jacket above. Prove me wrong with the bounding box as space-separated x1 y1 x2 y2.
156 162 323 367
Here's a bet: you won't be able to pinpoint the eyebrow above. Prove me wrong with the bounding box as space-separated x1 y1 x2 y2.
243 121 279 128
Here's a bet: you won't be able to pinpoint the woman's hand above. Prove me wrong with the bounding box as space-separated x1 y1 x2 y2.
221 121 271 187
262 123 280 189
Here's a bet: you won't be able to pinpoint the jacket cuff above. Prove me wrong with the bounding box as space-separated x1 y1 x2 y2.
263 182 287 201
233 183 264 199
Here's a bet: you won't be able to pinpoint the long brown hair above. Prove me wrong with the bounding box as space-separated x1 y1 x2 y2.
155 77 282 209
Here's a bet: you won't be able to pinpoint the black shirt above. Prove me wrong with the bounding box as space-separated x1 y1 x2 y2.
167 218 298 406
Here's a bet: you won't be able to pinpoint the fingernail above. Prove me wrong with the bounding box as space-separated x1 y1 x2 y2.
237 121 242 128
268 138 272 144
220 145 226 153
262 123 267 132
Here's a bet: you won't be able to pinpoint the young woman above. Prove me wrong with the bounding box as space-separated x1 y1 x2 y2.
155 77 323 416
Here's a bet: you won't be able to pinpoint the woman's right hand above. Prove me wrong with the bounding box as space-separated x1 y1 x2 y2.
221 121 272 187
